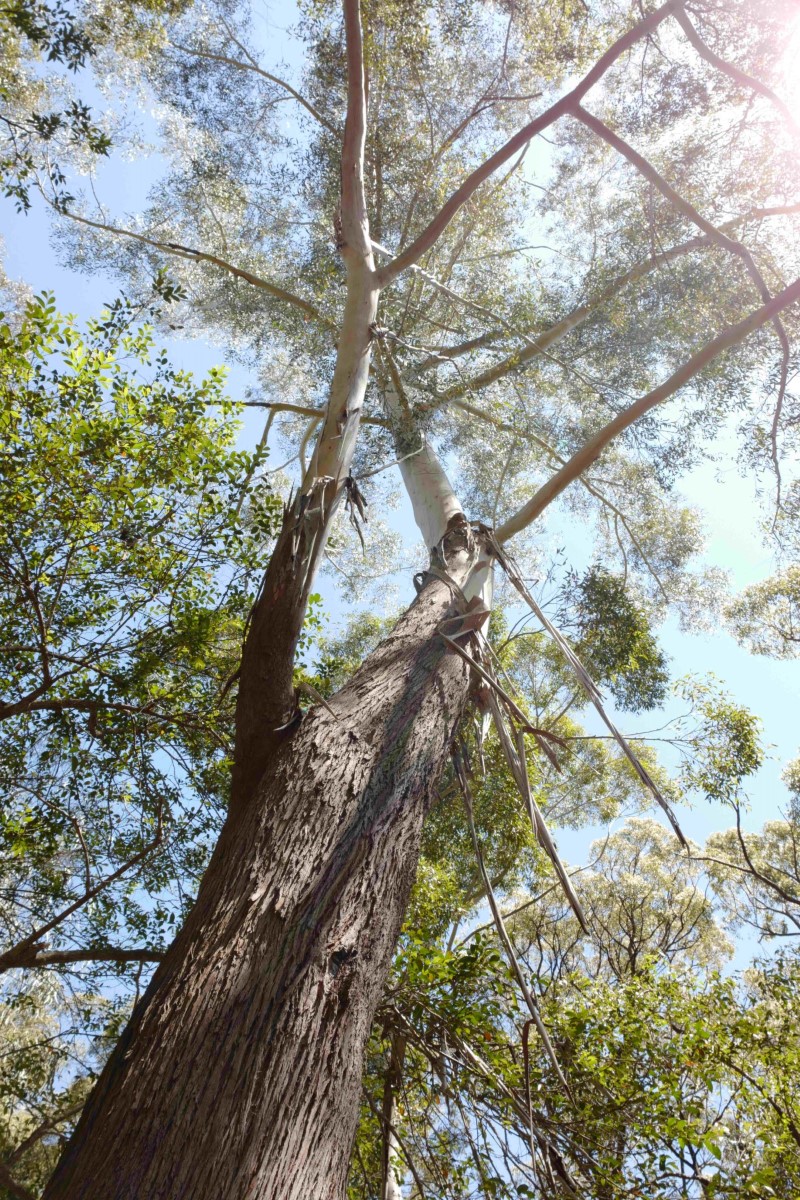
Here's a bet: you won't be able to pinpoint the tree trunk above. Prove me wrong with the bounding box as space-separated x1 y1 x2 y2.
43 528 487 1200
380 1033 407 1200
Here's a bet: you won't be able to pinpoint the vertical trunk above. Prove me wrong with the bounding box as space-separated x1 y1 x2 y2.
380 1034 407 1200
381 371 467 548
43 530 490 1200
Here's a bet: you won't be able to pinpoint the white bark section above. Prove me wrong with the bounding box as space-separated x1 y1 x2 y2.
463 556 494 610
383 1116 404 1200
399 444 464 549
305 260 379 487
384 379 464 548
303 0 378 491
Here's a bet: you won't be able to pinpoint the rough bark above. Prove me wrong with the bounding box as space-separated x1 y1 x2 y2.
43 529 489 1200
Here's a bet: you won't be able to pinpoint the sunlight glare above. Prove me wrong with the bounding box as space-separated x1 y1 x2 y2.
780 14 800 124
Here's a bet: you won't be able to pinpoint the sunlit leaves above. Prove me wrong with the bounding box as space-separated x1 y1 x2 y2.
726 567 800 659
0 291 280 1179
675 677 764 804
567 566 670 711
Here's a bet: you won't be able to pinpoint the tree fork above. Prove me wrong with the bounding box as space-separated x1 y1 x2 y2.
42 527 492 1200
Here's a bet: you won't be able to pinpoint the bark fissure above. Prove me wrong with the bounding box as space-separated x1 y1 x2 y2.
43 534 492 1200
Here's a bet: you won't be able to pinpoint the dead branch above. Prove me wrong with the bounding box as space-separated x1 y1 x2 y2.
486 536 689 848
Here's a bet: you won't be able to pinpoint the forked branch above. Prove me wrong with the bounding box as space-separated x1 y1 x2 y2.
496 275 800 541
574 104 791 480
377 1 678 284
170 41 338 134
420 204 800 388
673 7 798 134
574 106 789 337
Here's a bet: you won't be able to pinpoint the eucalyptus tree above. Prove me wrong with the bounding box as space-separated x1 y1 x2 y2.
4 0 800 1196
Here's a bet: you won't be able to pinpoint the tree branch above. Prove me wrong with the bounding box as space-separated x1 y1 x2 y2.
574 106 786 317
0 1163 35 1200
170 41 339 134
240 400 388 427
455 755 569 1093
673 7 798 134
495 275 800 541
420 203 800 383
0 945 164 970
574 103 791 482
229 0 379 810
1 811 164 970
0 692 201 730
376 0 678 284
377 344 464 547
58 208 330 328
5 1103 85 1167
434 234 711 399
732 803 800 911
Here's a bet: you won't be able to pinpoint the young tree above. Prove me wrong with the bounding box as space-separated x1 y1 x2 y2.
3 0 800 1196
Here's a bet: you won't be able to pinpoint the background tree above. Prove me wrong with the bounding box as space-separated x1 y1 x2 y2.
0 289 281 1193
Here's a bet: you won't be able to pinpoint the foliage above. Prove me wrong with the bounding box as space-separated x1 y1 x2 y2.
568 566 670 712
351 868 800 1199
675 678 764 804
705 788 800 942
725 567 800 659
0 291 279 1181
1 0 109 211
0 0 194 212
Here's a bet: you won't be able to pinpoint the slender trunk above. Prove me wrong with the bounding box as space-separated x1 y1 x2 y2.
43 528 490 1200
380 1034 406 1200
